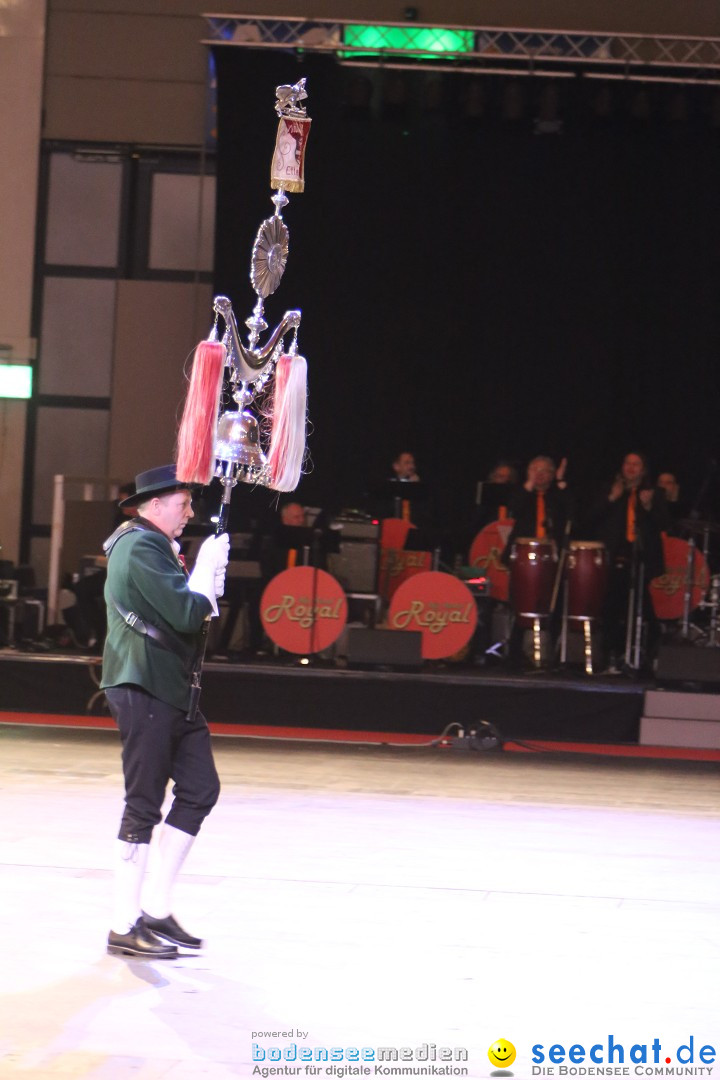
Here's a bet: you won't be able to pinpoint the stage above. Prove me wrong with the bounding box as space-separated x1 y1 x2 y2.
0 644 650 747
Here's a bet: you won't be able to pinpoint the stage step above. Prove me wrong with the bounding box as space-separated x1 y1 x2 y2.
640 689 720 750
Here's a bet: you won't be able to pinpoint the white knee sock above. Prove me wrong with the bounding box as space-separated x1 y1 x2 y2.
111 840 149 935
142 824 195 919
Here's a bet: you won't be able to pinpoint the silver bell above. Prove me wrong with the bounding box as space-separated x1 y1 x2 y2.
215 409 268 477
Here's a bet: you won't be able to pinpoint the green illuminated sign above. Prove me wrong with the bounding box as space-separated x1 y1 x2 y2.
342 25 475 59
0 364 32 399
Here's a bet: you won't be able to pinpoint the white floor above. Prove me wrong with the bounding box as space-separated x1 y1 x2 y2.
0 724 718 1080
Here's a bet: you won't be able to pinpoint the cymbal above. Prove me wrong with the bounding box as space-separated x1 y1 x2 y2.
680 517 720 535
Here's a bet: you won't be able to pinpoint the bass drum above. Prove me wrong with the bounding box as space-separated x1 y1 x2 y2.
387 571 478 660
509 537 557 628
649 536 709 620
566 541 609 621
468 518 515 602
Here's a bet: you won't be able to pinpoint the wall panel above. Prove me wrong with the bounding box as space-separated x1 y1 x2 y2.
39 278 117 397
45 11 207 81
45 153 123 267
44 76 206 145
33 407 110 523
149 174 215 272
0 0 45 563
46 0 720 41
108 280 212 483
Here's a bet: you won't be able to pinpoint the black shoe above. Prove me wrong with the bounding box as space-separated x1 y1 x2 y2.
107 917 178 959
141 912 203 950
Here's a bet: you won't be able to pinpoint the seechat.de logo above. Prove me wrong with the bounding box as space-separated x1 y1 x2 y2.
531 1035 717 1073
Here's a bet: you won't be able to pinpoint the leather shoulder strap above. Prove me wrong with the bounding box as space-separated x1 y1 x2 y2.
103 520 152 557
107 588 189 661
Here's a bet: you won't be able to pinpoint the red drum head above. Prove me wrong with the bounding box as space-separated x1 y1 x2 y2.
468 519 515 602
388 571 478 660
261 567 348 653
650 536 709 620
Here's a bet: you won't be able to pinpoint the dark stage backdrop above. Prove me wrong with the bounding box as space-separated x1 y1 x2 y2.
213 48 720 534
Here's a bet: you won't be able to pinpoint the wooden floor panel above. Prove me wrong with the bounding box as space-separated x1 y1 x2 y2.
0 725 717 1079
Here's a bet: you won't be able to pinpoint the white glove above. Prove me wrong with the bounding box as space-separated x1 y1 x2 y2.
188 533 229 616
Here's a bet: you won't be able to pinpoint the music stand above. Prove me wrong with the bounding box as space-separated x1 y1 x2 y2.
274 525 340 565
373 480 429 521
403 527 442 570
475 482 514 512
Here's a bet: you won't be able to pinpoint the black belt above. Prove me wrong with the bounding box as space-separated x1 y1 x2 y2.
109 590 188 662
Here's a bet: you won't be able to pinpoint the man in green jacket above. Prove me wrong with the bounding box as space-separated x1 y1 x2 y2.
101 464 229 959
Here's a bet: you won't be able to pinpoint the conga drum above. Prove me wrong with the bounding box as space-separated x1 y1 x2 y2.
566 541 609 621
508 537 558 628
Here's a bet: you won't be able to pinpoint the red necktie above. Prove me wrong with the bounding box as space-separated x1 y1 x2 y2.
626 489 637 542
536 492 546 538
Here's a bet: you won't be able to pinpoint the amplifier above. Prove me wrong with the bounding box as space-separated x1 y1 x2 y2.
656 644 720 686
226 560 262 580
0 600 15 646
20 598 45 641
328 544 378 594
0 598 44 645
346 627 423 668
331 517 380 542
328 517 380 593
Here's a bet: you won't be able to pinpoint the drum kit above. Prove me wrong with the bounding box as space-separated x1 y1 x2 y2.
469 516 720 673
663 518 720 644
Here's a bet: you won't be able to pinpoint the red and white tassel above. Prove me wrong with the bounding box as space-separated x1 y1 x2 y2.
176 340 226 485
266 352 308 492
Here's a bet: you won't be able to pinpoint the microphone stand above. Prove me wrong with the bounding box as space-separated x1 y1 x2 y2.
551 518 572 615
624 524 645 673
307 527 323 661
554 519 572 666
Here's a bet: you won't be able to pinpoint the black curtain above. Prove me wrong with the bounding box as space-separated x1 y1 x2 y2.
214 47 720 533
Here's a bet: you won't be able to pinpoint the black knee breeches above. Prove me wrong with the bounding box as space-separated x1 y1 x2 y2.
105 685 221 844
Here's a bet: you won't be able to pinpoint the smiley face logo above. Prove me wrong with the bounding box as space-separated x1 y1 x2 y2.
488 1039 516 1070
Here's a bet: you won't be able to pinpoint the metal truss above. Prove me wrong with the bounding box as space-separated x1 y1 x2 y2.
203 15 720 80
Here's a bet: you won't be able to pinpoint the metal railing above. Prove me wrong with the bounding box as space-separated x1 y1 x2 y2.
203 15 720 79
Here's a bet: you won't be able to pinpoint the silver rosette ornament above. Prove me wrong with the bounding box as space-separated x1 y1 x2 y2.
251 216 290 298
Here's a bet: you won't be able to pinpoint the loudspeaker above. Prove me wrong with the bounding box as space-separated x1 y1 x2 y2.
0 598 45 644
328 542 378 593
656 644 720 685
17 598 45 641
346 627 423 668
0 600 17 646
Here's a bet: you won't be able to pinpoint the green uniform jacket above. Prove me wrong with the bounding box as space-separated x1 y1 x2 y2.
100 523 212 710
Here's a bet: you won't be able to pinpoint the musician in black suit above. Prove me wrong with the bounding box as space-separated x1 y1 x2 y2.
655 471 688 534
504 456 571 556
585 451 668 669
